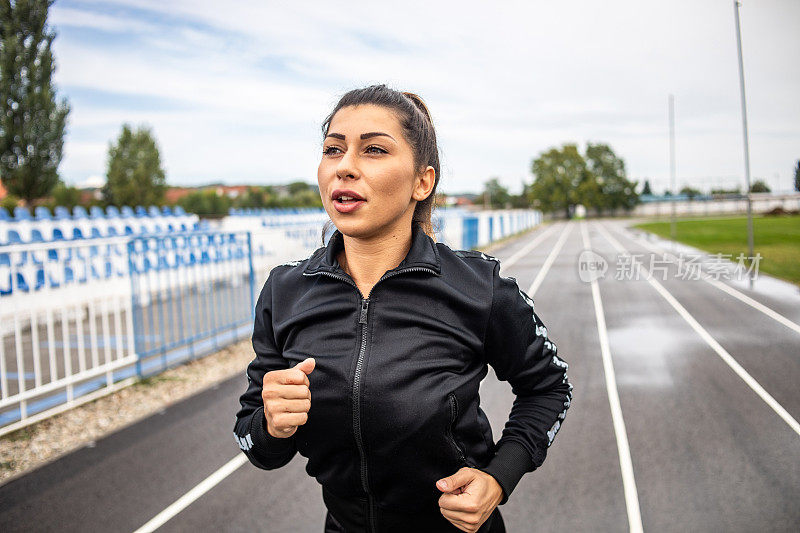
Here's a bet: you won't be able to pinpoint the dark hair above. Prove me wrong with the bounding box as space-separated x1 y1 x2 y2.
319 84 441 244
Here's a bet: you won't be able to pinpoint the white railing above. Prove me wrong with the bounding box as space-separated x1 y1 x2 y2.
0 238 138 436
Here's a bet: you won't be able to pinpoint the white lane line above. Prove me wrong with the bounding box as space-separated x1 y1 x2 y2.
527 222 573 296
501 223 561 269
611 224 800 336
597 223 800 438
580 222 644 533
132 454 248 533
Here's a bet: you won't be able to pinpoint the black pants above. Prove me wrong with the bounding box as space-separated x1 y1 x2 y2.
324 507 506 533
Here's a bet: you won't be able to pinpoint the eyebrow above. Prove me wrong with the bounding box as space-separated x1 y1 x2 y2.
325 132 396 141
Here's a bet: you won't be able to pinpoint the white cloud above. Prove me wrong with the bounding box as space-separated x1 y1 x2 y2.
51 0 800 194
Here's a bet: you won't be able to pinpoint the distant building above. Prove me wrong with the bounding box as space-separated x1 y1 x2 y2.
165 187 193 204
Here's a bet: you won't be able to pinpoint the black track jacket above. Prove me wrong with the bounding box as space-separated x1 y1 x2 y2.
233 223 573 532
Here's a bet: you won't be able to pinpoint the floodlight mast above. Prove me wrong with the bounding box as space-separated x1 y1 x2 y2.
734 0 755 289
669 94 676 247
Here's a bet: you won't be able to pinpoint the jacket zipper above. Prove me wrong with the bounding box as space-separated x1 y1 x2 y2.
304 264 437 532
447 393 467 464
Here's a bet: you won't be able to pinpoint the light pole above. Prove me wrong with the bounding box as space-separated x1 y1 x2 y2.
733 0 755 289
669 94 676 247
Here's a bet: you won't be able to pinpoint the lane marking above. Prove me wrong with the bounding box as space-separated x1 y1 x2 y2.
132 454 248 533
501 223 561 269
528 222 573 296
580 222 644 533
612 223 800 336
596 223 800 438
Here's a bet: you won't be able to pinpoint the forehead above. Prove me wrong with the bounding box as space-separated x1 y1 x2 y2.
328 104 402 136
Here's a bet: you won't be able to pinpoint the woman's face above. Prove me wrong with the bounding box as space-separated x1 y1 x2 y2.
318 104 435 239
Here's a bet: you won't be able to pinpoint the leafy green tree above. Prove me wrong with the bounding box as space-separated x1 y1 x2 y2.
584 143 638 212
642 179 652 195
50 178 80 209
529 143 588 218
103 123 166 207
793 160 799 192
0 0 70 206
479 177 511 208
679 186 702 199
287 180 312 196
178 189 231 216
749 179 770 193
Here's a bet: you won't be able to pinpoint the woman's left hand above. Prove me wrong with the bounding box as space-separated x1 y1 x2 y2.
436 467 504 532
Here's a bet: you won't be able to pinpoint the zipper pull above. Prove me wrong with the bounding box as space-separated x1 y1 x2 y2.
359 299 369 324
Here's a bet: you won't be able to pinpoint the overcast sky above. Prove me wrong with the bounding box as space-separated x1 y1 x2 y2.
50 0 799 195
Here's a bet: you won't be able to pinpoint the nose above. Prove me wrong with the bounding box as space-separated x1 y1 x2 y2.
335 147 360 181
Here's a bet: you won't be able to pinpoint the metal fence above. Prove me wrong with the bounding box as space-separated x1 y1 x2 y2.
128 232 254 378
0 236 139 434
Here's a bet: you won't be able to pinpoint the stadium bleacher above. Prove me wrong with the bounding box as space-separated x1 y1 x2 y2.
0 205 203 296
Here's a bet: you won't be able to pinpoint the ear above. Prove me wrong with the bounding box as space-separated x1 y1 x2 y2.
413 165 436 202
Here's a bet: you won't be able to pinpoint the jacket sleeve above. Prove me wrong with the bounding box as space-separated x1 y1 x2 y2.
233 268 298 470
474 260 573 505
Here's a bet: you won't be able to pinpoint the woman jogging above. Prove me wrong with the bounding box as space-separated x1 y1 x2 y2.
233 84 573 532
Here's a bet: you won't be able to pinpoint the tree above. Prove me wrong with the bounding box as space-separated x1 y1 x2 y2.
479 177 511 208
50 178 80 208
642 179 652 195
679 186 702 199
529 143 588 218
584 143 638 213
103 123 166 206
0 0 70 206
749 179 770 193
178 188 230 216
528 142 637 218
794 160 799 192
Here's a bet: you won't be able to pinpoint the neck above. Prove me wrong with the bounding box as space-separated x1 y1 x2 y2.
337 223 414 291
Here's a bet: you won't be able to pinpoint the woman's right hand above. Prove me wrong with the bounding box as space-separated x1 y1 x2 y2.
261 357 315 438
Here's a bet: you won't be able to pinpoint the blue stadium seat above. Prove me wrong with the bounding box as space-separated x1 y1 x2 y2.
161 206 173 216
121 206 134 218
0 253 11 295
135 205 147 217
73 206 88 219
14 206 33 220
35 206 53 220
54 206 71 220
7 229 24 245
173 205 186 216
106 206 121 218
90 206 105 219
148 205 160 217
0 207 10 221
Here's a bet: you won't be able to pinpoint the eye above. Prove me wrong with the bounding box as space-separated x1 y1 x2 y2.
322 145 342 155
366 145 387 154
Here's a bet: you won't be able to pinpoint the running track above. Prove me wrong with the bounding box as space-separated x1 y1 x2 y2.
1 219 799 532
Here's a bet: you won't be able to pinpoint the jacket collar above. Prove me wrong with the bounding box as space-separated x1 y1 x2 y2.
303 222 441 276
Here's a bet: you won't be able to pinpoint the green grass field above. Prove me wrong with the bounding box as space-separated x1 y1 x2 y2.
633 215 800 286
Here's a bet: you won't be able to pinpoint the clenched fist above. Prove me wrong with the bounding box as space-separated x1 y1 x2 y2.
261 357 315 438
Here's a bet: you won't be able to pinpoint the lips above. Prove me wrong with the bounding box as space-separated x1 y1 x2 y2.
331 189 366 201
331 189 367 214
